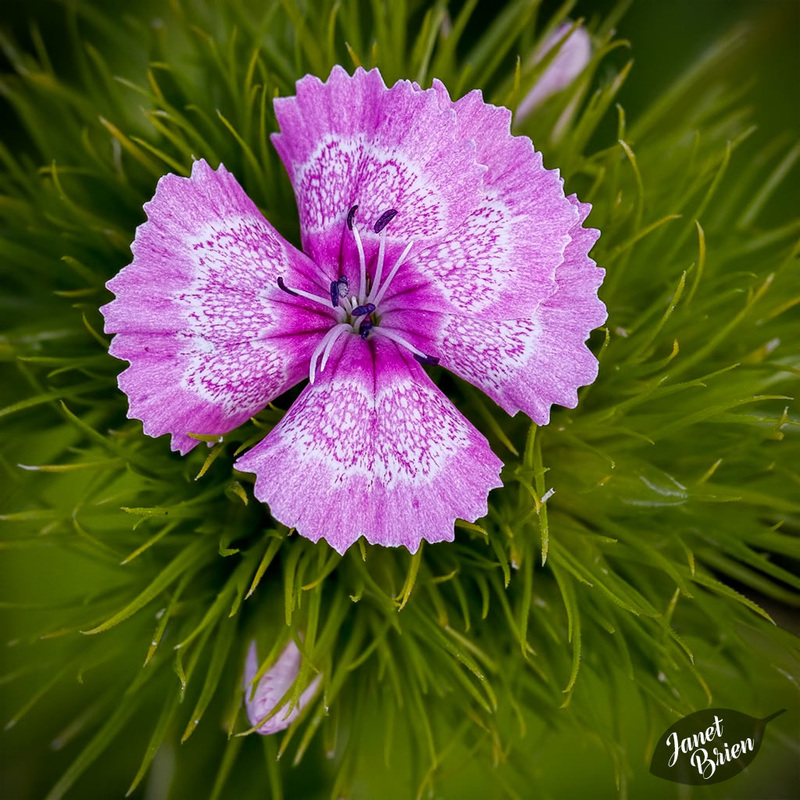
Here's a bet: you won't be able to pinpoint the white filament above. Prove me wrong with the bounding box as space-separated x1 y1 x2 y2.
370 326 432 361
279 282 337 311
352 225 367 302
367 226 388 304
301 217 434 383
309 323 350 384
370 241 414 308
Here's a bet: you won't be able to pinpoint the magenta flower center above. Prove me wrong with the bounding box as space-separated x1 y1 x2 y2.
277 204 438 383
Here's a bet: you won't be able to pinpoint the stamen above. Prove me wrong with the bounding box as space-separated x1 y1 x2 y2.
370 241 414 308
369 226 388 305
276 277 339 310
352 225 367 302
413 354 440 366
309 323 351 384
347 204 358 231
276 277 298 297
330 276 349 309
374 209 397 233
352 303 376 317
359 319 373 339
371 326 438 364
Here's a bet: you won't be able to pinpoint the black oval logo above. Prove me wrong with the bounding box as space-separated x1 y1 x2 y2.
649 708 786 785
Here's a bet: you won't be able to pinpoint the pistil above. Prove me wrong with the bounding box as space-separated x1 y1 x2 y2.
352 224 368 303
369 240 414 307
309 323 351 384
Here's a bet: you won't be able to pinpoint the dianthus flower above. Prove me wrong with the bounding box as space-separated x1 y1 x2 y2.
101 67 606 554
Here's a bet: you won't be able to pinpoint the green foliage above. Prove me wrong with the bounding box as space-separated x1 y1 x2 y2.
0 1 798 798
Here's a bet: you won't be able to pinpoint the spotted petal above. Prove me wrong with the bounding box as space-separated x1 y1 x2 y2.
386 197 606 424
375 81 605 424
381 82 580 319
235 334 503 554
272 66 487 278
101 159 334 454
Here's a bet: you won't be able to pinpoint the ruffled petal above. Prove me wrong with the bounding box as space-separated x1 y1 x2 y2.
272 66 486 277
244 640 321 735
385 197 606 423
101 159 335 454
369 84 604 424
235 334 503 554
380 82 580 319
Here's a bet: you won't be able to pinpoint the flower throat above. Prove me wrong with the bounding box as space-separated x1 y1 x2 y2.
277 204 439 383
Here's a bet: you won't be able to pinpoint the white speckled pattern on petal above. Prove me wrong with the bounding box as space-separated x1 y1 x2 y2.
379 82 579 319
374 80 603 429
101 160 333 454
235 334 503 554
272 66 486 275
385 196 606 423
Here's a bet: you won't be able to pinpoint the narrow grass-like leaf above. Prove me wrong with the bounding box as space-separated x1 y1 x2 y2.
182 617 237 741
126 691 181 796
83 538 210 634
45 694 137 800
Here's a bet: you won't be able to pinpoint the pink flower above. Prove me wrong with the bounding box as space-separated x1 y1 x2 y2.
101 67 606 554
243 640 321 735
517 23 592 120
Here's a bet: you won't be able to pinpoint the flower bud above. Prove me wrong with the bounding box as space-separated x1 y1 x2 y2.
244 639 322 734
517 23 592 120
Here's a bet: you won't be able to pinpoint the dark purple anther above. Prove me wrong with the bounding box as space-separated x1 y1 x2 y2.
330 280 339 307
359 319 373 339
352 303 376 317
414 353 440 366
337 276 349 297
374 209 397 233
277 277 298 297
347 204 358 230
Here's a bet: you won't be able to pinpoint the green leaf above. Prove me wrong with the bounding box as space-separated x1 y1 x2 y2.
82 538 210 634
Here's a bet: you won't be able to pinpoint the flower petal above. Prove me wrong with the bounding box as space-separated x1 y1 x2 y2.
235 334 503 554
244 640 321 735
380 82 580 318
385 197 606 424
373 85 605 423
272 66 486 275
101 159 335 454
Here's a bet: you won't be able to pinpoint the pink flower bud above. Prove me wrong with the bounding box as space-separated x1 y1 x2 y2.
517 23 592 120
244 639 322 734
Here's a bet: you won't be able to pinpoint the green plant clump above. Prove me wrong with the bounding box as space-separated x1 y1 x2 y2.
0 1 798 798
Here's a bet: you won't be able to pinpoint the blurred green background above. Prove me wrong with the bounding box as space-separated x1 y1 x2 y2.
1 1 798 798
